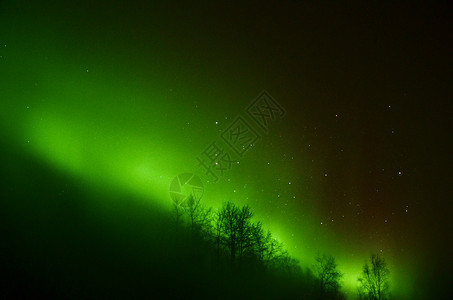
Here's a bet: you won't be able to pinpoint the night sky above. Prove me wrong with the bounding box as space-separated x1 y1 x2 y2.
1 1 452 298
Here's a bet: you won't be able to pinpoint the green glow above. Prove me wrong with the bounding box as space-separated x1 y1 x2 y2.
0 2 423 297
2 55 412 296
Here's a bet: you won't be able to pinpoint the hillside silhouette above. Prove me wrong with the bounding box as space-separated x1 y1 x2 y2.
0 136 422 300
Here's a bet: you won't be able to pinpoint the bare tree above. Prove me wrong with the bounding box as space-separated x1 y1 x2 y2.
185 194 212 236
237 205 254 260
214 208 224 256
314 253 343 297
172 201 184 226
218 201 240 262
263 231 284 269
250 221 266 261
357 253 390 300
274 250 300 274
216 202 258 264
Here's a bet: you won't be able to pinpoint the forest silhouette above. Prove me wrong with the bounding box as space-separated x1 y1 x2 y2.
168 193 392 300
1 138 393 299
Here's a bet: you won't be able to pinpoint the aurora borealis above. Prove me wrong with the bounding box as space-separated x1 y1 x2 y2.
1 1 452 299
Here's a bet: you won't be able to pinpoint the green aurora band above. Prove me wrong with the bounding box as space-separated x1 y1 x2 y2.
0 2 421 297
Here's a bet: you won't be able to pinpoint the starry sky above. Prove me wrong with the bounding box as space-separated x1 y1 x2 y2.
1 1 452 298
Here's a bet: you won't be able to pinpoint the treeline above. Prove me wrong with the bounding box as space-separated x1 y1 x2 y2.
175 197 298 272
172 195 391 300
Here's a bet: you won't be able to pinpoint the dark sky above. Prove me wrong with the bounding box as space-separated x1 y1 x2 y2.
1 1 452 298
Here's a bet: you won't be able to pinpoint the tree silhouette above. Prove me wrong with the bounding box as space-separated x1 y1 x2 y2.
236 205 254 260
172 201 184 225
357 253 390 300
314 253 343 299
215 202 269 265
185 194 212 237
250 221 266 262
218 201 240 263
170 199 353 299
264 231 284 269
276 250 300 274
213 207 225 257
